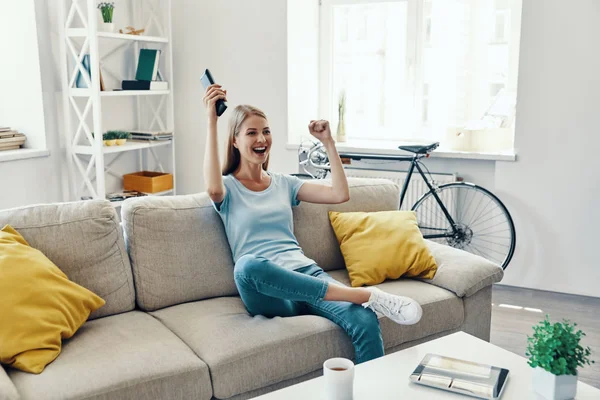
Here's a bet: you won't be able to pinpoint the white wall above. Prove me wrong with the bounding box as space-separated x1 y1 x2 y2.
495 0 600 297
0 0 65 210
172 0 291 195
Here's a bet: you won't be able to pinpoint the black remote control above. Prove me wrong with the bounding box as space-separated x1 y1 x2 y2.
201 69 228 117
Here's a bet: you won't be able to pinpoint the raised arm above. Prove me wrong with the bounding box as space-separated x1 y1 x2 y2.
203 84 228 203
297 120 350 204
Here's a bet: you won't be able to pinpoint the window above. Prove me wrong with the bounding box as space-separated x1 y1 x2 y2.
319 0 522 146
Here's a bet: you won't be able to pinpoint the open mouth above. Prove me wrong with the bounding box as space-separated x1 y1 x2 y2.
253 146 267 154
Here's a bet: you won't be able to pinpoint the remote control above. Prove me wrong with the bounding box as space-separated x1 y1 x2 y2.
201 69 228 117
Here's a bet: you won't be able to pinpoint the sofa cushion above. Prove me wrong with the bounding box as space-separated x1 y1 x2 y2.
421 240 504 297
121 179 400 311
0 366 18 400
0 225 105 374
0 200 134 319
150 275 462 399
8 311 212 400
327 270 464 349
150 297 352 399
121 193 238 311
328 210 437 286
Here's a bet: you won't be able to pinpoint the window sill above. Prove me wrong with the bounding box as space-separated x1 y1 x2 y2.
286 139 517 162
0 148 50 163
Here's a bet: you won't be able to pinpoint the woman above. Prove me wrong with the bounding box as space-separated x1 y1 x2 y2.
203 84 422 364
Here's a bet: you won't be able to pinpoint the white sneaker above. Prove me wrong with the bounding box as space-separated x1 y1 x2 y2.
362 287 423 325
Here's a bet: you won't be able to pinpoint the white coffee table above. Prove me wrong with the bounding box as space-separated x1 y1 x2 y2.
252 331 599 399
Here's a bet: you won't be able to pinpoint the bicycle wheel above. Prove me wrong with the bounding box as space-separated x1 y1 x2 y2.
411 182 516 270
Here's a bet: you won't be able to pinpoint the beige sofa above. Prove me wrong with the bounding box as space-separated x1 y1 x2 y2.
0 179 503 400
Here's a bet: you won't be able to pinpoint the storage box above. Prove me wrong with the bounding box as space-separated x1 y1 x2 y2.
123 171 173 193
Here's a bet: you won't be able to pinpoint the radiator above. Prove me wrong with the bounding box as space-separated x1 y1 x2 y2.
344 168 458 210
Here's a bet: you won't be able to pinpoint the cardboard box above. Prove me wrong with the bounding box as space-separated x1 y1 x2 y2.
123 171 173 193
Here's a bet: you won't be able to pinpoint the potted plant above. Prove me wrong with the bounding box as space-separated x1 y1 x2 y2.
527 315 594 400
112 130 131 145
102 131 117 146
336 90 346 143
97 2 115 32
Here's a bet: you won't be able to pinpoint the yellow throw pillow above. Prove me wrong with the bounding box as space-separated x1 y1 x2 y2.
328 210 437 287
0 225 105 374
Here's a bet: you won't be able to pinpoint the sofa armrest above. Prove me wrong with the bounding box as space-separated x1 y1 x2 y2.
419 240 504 297
0 366 19 400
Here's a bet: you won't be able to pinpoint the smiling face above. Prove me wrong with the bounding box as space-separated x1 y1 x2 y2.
233 114 272 166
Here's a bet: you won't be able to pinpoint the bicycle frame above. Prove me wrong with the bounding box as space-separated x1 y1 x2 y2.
332 151 460 237
301 143 516 269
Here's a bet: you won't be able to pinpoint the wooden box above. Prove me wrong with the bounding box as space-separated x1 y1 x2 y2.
123 171 173 193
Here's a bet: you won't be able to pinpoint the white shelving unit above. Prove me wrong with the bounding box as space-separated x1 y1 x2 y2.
59 0 176 206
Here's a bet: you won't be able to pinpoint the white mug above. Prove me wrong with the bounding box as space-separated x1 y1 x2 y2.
323 357 355 400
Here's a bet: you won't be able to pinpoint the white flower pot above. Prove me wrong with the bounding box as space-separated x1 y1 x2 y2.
532 366 577 400
100 22 114 33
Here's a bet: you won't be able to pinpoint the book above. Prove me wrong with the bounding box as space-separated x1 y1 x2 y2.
129 130 173 141
131 136 173 141
75 54 105 90
129 130 173 136
106 190 148 202
121 80 169 90
135 49 160 81
76 54 91 88
0 132 26 151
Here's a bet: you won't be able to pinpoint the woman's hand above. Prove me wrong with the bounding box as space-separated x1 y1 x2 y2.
308 120 333 143
203 84 227 123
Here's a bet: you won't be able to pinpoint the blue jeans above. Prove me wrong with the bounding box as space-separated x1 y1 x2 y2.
233 254 385 364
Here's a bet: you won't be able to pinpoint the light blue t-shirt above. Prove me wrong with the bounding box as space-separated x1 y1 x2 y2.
212 172 316 270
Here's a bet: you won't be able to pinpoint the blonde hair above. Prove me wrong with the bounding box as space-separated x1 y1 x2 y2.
222 105 270 175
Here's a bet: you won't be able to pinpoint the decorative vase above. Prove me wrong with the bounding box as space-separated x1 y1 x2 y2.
532 367 577 400
115 139 127 146
104 139 116 146
100 22 115 33
336 114 346 143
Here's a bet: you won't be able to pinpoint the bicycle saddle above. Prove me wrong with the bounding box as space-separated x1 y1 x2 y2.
398 142 439 154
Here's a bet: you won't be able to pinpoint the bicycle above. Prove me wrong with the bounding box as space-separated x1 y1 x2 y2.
298 140 516 270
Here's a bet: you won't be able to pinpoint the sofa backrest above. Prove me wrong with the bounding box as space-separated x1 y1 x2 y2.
121 178 399 312
0 200 135 319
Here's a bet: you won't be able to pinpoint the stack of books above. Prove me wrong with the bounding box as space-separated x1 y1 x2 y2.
0 127 26 151
106 190 148 202
122 49 168 91
129 130 173 141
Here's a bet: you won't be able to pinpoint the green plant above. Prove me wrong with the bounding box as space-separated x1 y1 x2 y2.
526 315 594 376
102 131 118 140
97 2 115 23
338 90 346 119
109 130 131 140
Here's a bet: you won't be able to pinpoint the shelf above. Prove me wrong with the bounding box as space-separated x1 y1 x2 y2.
70 89 170 97
109 189 174 208
73 140 172 155
62 0 175 204
66 29 168 43
0 148 50 163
